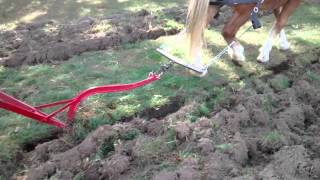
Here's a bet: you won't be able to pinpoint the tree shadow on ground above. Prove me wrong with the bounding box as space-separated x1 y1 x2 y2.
0 0 185 26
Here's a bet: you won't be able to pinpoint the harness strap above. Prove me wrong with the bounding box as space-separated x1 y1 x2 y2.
251 0 264 29
209 0 264 29
210 0 258 6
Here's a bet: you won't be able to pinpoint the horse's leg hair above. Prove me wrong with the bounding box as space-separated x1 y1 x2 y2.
258 0 301 62
222 4 254 61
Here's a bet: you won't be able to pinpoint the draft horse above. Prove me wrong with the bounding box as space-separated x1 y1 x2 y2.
185 0 302 64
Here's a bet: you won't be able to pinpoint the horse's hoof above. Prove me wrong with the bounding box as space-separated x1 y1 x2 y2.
232 59 244 66
257 55 269 63
257 48 270 63
279 42 290 51
234 55 246 62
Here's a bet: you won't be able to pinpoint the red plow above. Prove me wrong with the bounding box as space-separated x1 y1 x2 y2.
0 73 160 128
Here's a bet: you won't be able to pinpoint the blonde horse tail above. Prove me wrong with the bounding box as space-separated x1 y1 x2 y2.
185 0 210 60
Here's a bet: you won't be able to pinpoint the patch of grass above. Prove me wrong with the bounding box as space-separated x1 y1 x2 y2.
133 176 148 180
150 95 169 108
188 103 210 123
166 128 177 150
262 131 283 145
262 95 273 114
72 123 91 143
0 139 19 161
111 104 141 121
120 128 140 141
215 143 233 153
306 70 320 82
261 130 284 151
134 135 170 160
198 103 211 117
205 87 226 109
177 149 198 161
295 51 319 67
158 161 177 171
270 75 291 91
98 137 116 158
11 123 54 145
262 94 280 127
229 80 246 92
73 172 85 180
87 116 110 130
188 114 198 123
164 19 184 31
188 87 226 122
144 137 164 155
89 20 112 33
133 175 149 180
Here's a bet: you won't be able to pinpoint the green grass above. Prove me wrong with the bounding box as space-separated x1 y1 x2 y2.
306 71 320 82
215 143 233 153
135 135 169 159
262 95 273 114
73 172 85 180
270 75 291 91
261 130 284 149
98 137 116 158
187 88 226 123
166 127 177 150
120 128 140 141
177 149 198 160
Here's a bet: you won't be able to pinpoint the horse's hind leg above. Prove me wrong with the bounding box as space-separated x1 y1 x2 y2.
274 8 291 51
279 28 290 50
257 8 282 62
222 5 254 62
258 0 301 62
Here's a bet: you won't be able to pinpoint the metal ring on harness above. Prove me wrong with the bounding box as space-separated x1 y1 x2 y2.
253 7 259 13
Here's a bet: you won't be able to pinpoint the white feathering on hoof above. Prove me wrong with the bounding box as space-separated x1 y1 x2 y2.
279 30 290 51
229 43 246 62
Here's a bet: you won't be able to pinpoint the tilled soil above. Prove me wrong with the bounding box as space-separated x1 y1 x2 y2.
0 9 184 67
0 6 232 68
12 48 320 180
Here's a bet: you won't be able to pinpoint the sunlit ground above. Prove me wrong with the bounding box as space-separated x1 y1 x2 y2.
0 0 185 30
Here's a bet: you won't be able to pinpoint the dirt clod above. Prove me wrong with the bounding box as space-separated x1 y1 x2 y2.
100 154 130 179
175 122 192 141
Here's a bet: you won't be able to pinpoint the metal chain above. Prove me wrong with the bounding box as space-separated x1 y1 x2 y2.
155 61 174 77
206 25 252 68
154 26 251 77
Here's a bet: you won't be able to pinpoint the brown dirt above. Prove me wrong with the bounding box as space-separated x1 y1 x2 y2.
0 9 183 67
